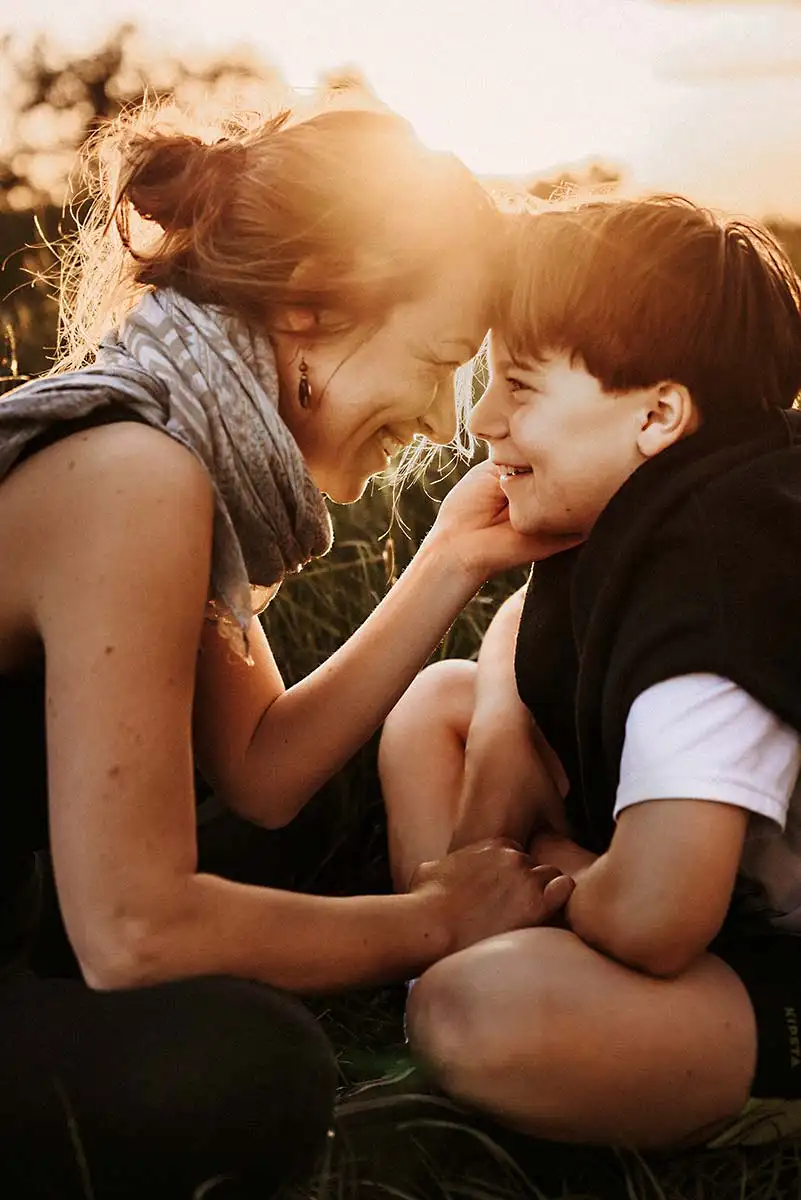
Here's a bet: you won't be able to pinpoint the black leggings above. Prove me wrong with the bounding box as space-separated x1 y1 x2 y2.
0 813 339 1199
0 972 337 1199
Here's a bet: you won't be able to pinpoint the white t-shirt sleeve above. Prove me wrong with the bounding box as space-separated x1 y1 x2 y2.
615 674 801 828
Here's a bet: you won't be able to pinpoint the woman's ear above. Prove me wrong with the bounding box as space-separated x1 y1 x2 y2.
280 307 319 335
637 382 699 459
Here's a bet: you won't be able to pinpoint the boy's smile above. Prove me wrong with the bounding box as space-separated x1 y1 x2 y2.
470 331 687 539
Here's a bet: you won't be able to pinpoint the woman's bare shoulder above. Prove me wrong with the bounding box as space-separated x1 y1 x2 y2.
0 421 215 659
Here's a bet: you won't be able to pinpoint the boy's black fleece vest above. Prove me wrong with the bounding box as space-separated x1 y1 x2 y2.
515 407 801 855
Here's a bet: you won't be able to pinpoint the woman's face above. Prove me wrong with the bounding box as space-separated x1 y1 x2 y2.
469 332 648 538
272 264 489 502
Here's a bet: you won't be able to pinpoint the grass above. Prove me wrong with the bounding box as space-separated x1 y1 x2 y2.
265 463 801 1200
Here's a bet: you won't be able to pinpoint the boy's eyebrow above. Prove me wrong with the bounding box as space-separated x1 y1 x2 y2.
506 356 537 373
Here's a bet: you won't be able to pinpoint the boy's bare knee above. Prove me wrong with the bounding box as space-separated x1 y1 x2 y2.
379 660 476 756
406 930 578 1097
405 956 481 1092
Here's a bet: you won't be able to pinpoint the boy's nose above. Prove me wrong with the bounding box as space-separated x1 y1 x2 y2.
468 378 508 442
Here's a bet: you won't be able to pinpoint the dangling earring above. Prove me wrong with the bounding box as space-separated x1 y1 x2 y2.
298 355 312 409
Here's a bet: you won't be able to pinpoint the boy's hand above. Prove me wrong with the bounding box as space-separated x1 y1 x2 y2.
528 829 599 880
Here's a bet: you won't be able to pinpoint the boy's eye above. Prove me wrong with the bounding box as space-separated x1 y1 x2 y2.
506 374 536 394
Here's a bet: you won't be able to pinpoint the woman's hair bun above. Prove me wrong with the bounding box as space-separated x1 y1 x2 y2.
123 133 242 233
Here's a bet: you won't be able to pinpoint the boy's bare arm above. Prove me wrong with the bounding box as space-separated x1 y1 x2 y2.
532 801 748 978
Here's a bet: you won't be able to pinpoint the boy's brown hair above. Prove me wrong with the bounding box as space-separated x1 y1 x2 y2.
497 196 801 419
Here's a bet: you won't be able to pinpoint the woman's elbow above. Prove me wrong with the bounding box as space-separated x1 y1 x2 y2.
218 770 308 831
74 891 195 991
78 920 167 991
226 791 304 831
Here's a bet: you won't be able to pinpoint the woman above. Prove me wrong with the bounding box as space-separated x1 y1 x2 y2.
381 197 801 1151
0 105 574 1198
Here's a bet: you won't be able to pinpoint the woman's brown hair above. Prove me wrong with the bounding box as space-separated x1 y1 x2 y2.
57 103 500 372
497 196 801 419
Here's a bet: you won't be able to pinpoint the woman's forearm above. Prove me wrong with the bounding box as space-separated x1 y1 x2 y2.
88 873 452 993
238 538 480 824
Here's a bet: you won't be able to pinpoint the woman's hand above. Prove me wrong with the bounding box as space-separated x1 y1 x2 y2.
425 460 582 583
410 838 575 955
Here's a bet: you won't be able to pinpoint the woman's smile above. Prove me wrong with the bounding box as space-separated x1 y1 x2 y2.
372 426 411 467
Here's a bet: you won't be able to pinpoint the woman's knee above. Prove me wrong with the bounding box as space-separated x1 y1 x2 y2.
169 975 337 1120
0 973 338 1196
106 975 337 1187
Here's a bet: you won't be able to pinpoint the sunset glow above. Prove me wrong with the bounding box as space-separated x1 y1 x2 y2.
5 0 801 215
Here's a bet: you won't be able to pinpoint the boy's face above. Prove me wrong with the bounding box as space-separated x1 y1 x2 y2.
470 332 649 538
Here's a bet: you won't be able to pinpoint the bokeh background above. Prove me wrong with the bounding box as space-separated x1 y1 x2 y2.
5 0 801 377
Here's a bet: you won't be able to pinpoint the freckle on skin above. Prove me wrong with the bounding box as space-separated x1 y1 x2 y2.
108 764 121 778
67 460 75 471
104 645 114 655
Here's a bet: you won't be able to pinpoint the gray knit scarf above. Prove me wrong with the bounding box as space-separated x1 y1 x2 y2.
0 289 333 659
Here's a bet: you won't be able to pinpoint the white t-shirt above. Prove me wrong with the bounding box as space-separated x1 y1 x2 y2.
616 674 801 932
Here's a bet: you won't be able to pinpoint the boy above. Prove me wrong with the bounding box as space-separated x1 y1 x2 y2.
379 197 801 1149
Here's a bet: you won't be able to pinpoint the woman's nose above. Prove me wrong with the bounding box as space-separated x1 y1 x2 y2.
420 378 459 446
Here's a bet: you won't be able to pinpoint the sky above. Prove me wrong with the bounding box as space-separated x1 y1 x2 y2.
5 0 801 217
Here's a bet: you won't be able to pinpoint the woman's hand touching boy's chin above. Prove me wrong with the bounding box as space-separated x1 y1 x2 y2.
425 460 584 585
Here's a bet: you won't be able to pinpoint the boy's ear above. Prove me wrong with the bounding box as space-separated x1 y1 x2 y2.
637 382 699 459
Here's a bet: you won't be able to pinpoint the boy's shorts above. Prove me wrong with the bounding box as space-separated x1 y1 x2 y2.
703 931 801 1146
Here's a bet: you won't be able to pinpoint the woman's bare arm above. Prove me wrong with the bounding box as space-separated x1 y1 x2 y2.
194 466 577 828
23 425 564 992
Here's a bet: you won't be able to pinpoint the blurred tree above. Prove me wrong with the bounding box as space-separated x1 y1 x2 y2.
526 160 622 202
0 25 289 380
2 26 801 386
0 24 289 211
315 65 390 113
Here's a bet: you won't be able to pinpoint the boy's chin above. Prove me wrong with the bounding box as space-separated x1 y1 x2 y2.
509 503 568 540
508 503 544 536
